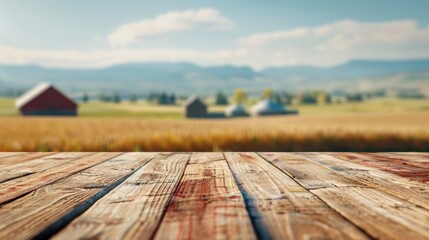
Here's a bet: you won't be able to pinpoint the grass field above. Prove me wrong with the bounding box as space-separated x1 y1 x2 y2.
2 97 429 117
0 97 428 151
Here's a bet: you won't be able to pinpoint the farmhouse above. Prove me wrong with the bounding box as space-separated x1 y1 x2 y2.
251 99 297 116
225 104 247 117
15 83 78 116
184 96 207 118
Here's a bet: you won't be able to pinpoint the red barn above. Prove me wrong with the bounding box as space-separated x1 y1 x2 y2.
15 83 78 116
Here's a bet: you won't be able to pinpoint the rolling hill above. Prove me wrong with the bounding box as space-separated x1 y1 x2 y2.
1 59 429 97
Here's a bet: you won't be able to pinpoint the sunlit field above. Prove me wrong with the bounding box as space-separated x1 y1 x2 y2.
0 97 428 152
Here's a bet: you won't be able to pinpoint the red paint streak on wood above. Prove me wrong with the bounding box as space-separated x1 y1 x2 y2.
334 153 429 183
159 163 248 239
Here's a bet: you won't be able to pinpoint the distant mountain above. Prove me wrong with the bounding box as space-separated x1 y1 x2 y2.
261 59 429 80
1 59 429 97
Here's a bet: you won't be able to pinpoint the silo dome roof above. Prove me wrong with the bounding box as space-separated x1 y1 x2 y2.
225 104 247 116
251 100 286 115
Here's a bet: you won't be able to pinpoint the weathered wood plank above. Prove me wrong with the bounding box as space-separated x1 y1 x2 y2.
0 152 92 184
260 152 429 240
331 152 429 183
0 152 24 160
0 152 56 167
154 152 256 240
397 152 429 158
299 152 429 211
368 152 429 169
0 152 158 240
52 153 190 240
313 187 429 240
0 152 121 204
225 152 368 240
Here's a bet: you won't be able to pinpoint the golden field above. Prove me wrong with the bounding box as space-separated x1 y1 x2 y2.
0 112 428 152
1 97 429 151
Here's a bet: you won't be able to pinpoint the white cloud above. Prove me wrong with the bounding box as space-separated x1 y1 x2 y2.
0 45 244 69
108 8 233 47
238 19 429 67
1 19 429 69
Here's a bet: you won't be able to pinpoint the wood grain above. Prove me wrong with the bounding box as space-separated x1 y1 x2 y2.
260 152 429 240
299 152 429 211
0 152 55 167
0 152 158 240
225 152 368 240
53 153 190 240
331 152 429 183
0 152 428 239
0 152 121 204
368 152 429 169
0 152 24 160
154 152 256 240
0 152 92 184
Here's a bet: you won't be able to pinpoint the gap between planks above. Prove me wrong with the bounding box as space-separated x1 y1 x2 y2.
1 152 428 240
0 152 122 204
225 152 369 240
52 153 190 240
258 152 429 240
0 152 160 240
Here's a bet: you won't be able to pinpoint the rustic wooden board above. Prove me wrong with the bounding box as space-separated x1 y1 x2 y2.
0 152 55 167
0 152 428 239
0 152 24 159
225 152 368 240
397 152 429 158
368 152 429 169
260 152 429 240
154 152 256 240
0 152 158 240
0 152 92 184
299 152 429 211
331 152 429 183
313 187 429 240
0 152 121 204
53 153 190 240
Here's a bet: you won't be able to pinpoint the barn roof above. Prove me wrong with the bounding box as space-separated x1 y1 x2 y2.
15 83 74 109
184 96 205 107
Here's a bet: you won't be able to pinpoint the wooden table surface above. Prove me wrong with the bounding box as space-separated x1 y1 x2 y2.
0 152 428 240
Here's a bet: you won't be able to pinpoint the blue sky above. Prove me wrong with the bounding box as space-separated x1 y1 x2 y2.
1 0 429 69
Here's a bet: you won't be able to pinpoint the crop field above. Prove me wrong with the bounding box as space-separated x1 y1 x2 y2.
0 112 428 152
0 97 428 151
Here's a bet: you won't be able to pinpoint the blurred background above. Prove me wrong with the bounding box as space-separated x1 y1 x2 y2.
0 0 428 151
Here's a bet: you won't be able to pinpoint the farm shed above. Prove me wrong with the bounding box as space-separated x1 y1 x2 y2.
251 99 297 116
15 83 78 116
184 96 207 118
225 104 247 117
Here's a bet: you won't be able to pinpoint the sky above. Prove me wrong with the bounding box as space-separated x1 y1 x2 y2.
1 0 429 69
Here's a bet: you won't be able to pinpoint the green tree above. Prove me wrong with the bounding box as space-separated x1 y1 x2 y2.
262 88 274 100
98 93 112 102
233 89 247 104
113 93 121 103
158 92 168 105
169 94 176 105
215 92 228 105
347 93 364 102
82 93 89 103
301 92 317 104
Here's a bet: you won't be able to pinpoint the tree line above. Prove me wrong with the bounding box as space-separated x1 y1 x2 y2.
79 88 425 105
